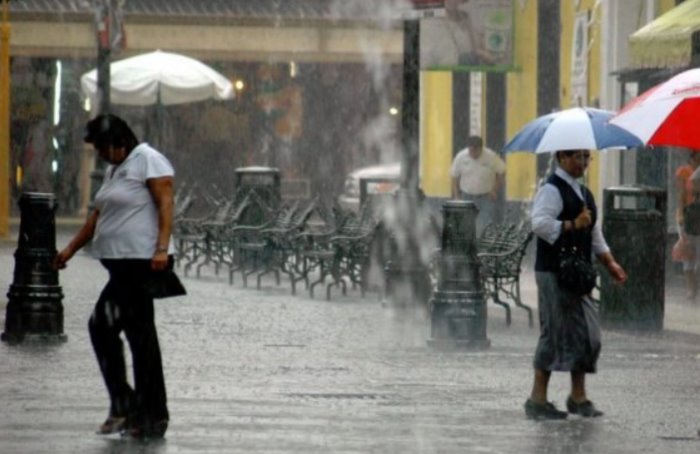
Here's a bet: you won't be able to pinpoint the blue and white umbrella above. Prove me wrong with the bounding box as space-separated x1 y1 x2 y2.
503 107 643 153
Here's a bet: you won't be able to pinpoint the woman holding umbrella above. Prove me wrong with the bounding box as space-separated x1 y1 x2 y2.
525 149 627 420
502 107 637 419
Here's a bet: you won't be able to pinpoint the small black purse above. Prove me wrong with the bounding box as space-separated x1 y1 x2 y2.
557 246 597 296
143 270 186 299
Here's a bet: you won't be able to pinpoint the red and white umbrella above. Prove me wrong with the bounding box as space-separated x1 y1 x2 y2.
610 68 700 149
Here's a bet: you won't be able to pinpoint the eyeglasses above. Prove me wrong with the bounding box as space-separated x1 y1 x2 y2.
565 152 592 163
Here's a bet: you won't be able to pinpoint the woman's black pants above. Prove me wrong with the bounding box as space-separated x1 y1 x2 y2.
89 259 169 423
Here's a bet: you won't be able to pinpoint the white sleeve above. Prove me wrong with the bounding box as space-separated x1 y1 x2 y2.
144 150 174 179
491 152 506 175
592 220 610 255
531 184 564 245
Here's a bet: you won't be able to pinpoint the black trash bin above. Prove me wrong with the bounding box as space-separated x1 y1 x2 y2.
234 166 281 209
600 186 666 331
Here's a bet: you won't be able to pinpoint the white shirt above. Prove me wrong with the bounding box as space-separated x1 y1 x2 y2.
531 167 610 255
450 147 506 195
92 143 175 259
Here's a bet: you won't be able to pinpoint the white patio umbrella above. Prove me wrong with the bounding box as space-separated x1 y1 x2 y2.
80 50 234 107
503 107 643 154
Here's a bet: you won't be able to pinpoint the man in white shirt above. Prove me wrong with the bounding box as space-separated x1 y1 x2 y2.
450 135 506 235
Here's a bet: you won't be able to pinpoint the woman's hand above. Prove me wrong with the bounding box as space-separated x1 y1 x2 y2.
574 207 592 229
53 248 74 270
607 260 627 284
151 250 169 271
52 210 99 271
597 252 627 285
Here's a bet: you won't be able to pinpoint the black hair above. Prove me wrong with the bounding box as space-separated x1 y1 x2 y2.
84 114 139 151
466 135 483 148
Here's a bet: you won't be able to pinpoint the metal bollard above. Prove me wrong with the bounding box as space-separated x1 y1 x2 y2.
2 193 66 343
428 201 489 349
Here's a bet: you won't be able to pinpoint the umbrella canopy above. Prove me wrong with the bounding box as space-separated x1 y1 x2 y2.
503 107 643 153
610 68 700 149
81 50 234 107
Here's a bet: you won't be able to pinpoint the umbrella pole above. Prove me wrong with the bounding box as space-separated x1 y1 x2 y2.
156 88 163 149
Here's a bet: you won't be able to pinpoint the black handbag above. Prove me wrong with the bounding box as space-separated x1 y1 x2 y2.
557 248 597 296
684 200 700 235
142 270 187 299
557 227 597 296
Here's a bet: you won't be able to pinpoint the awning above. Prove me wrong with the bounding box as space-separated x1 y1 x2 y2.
629 0 700 69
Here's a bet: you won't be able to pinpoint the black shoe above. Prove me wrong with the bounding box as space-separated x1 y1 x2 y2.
566 396 603 417
524 399 568 420
97 416 127 435
127 419 169 440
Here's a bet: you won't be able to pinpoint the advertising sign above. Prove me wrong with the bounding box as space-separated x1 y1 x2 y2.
404 0 445 19
420 0 514 72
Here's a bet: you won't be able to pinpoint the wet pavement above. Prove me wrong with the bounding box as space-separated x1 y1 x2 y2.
2 230 700 453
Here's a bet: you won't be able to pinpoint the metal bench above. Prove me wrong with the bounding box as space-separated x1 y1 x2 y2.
477 222 534 327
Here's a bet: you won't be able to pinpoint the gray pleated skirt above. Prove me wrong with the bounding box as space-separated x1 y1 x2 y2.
533 272 601 373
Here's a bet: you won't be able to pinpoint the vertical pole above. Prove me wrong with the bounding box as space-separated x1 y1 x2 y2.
89 0 111 207
536 0 560 179
0 0 10 238
383 17 432 313
97 42 111 113
401 18 420 193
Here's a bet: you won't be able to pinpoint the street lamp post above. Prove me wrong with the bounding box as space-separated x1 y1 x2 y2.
401 18 420 194
0 0 11 238
88 0 113 207
383 18 433 313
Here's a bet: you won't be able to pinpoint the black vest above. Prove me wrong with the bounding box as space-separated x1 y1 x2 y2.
535 173 597 272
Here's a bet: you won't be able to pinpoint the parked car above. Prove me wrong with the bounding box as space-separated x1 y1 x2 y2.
337 162 401 212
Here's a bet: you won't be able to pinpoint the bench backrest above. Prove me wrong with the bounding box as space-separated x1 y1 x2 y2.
270 201 301 230
235 189 275 227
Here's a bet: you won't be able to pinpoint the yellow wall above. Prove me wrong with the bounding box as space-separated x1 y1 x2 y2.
422 0 627 201
504 0 537 201
658 0 677 14
420 71 453 198
421 1 680 204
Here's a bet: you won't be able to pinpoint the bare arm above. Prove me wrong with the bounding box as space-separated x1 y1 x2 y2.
147 175 174 271
54 209 99 269
452 178 460 199
596 251 627 284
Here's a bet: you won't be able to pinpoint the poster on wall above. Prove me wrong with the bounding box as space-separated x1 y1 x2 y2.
405 0 446 18
420 0 514 72
469 72 483 136
570 11 589 106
